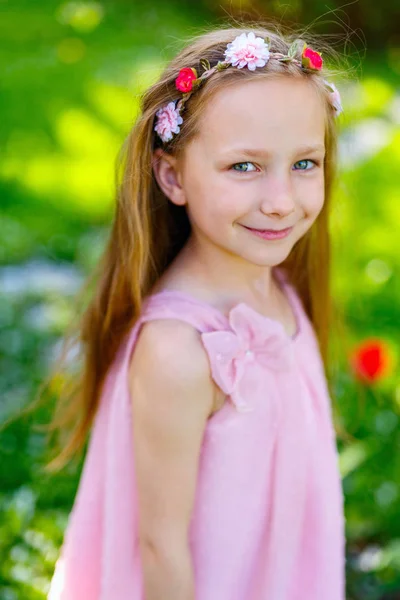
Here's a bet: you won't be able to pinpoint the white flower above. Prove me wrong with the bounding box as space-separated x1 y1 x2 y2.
224 31 270 71
154 101 183 142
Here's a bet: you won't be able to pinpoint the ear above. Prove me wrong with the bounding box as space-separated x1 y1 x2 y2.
152 148 186 206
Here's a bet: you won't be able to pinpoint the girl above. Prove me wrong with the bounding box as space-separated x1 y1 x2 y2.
46 23 347 600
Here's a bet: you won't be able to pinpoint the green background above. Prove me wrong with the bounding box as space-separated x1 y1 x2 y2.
1 1 399 598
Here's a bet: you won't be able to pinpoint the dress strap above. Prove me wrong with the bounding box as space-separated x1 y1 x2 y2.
118 293 228 374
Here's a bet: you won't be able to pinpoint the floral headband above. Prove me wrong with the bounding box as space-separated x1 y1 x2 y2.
154 31 343 143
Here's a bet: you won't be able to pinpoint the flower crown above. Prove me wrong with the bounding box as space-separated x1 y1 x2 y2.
154 32 343 143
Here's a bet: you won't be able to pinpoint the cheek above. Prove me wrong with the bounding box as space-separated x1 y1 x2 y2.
188 176 242 224
201 198 238 227
301 178 325 216
210 179 251 222
307 195 324 216
185 187 232 230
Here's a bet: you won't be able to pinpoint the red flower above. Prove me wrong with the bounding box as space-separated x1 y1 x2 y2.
349 338 392 384
175 67 198 92
301 45 323 71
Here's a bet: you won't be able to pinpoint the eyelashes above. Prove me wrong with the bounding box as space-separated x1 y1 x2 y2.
230 159 320 173
293 159 319 171
231 162 258 172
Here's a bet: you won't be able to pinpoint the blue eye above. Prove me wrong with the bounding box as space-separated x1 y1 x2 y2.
231 162 257 172
293 159 317 170
231 159 319 173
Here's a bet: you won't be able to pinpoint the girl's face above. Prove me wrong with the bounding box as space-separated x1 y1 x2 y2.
155 76 326 275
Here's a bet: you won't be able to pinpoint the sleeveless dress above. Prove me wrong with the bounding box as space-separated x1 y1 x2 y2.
48 266 346 600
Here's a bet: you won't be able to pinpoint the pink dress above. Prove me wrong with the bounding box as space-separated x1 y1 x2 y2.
48 266 346 600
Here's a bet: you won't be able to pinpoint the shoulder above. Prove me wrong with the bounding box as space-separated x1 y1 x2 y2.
130 318 212 378
128 318 216 416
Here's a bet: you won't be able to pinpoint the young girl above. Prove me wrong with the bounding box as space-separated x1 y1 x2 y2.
47 23 347 600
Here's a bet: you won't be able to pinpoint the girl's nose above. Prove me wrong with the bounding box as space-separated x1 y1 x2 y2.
260 173 296 217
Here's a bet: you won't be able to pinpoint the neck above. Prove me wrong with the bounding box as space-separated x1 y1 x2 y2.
172 234 281 305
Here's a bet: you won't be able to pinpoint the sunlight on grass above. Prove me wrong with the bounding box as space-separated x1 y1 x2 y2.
86 58 164 130
130 57 165 92
85 82 140 130
357 216 399 256
0 107 128 217
1 152 114 217
360 77 395 114
55 108 121 157
55 1 104 33
339 441 371 478
0 64 168 218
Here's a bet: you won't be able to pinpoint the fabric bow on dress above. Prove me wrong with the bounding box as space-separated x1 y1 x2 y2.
201 303 295 413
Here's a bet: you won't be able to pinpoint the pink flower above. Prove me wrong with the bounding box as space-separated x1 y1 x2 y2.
154 101 183 143
223 31 270 71
175 67 198 93
323 80 343 116
301 45 323 71
201 303 294 412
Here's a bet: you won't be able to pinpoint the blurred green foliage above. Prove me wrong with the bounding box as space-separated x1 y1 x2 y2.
1 1 400 599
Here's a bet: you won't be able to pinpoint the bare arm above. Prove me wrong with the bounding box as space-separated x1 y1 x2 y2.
128 319 216 600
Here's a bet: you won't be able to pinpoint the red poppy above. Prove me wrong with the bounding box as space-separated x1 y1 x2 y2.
175 67 198 92
301 45 323 71
349 338 392 384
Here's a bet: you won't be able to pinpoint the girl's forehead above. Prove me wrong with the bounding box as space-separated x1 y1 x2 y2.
195 78 326 153
208 76 322 113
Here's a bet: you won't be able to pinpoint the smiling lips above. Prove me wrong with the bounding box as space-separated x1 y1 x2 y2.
242 225 293 240
244 225 293 232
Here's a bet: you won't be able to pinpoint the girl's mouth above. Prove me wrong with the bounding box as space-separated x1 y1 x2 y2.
242 225 293 240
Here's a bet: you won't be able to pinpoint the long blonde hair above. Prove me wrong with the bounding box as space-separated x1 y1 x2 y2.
29 21 354 471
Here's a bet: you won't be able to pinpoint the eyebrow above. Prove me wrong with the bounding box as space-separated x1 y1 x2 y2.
222 144 326 157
